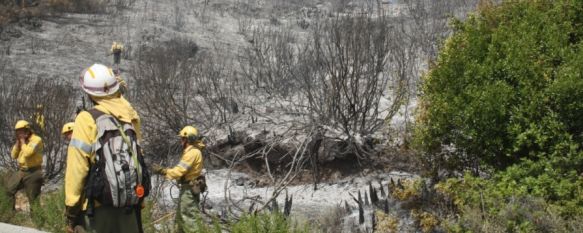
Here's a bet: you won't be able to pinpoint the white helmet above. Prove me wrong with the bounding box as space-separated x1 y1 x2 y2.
79 64 120 97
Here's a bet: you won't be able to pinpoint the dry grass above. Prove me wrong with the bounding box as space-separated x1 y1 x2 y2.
390 179 421 202
314 205 348 233
375 211 399 233
411 210 439 233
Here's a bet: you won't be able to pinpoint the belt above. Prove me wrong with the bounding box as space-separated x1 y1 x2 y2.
179 176 200 185
19 166 41 172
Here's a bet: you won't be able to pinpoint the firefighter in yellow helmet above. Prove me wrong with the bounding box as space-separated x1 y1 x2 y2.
152 126 206 233
65 64 148 233
61 122 74 142
110 42 123 65
5 120 44 211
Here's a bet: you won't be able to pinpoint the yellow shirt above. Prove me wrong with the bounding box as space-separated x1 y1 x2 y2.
11 134 43 169
65 96 141 209
165 142 204 182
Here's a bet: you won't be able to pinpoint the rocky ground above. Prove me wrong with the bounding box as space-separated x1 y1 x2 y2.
153 168 420 232
0 223 45 233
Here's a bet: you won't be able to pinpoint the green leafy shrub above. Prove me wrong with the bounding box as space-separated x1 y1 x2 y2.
417 0 583 173
438 174 583 232
416 0 583 229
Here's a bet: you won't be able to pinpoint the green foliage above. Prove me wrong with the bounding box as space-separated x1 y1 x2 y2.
437 174 583 232
417 0 583 171
31 190 66 233
0 185 66 232
0 173 36 228
0 181 18 223
141 200 311 233
0 183 313 233
231 212 310 233
417 0 583 229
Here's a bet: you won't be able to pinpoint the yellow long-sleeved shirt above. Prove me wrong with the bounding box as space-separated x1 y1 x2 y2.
165 142 204 182
11 134 43 169
65 95 141 209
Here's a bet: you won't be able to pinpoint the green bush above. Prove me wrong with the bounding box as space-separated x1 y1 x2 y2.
437 174 583 232
417 0 583 173
30 190 66 233
416 0 583 228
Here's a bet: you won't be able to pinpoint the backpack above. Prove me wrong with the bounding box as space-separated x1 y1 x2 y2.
84 109 150 215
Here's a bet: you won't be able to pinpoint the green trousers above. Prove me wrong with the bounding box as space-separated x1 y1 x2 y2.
5 169 43 210
83 206 140 233
175 185 201 233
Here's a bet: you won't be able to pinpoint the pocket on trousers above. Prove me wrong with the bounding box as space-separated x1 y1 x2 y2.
189 176 206 194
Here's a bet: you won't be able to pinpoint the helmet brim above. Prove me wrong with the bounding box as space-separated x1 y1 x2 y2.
81 83 120 97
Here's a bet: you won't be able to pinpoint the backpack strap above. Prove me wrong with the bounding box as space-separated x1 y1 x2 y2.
109 117 143 186
84 108 106 217
87 108 105 121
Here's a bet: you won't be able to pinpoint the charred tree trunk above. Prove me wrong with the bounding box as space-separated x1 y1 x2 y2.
309 130 323 190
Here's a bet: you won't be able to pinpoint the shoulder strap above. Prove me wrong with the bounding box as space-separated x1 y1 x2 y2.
82 108 105 166
87 108 105 121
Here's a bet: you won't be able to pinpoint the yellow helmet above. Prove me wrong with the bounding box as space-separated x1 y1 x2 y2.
15 120 30 130
178 126 199 142
111 42 124 52
62 122 75 135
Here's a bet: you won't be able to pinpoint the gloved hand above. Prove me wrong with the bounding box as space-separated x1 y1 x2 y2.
115 76 128 94
151 164 166 175
65 206 83 233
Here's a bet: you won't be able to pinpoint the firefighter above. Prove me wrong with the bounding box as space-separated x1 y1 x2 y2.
6 120 44 212
152 126 206 233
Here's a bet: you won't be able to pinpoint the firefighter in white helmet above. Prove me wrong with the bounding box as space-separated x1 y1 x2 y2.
65 64 148 233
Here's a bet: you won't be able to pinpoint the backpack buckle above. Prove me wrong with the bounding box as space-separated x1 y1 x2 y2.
135 184 145 198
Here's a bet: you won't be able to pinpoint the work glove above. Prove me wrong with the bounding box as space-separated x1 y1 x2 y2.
115 76 128 94
151 164 166 175
65 206 84 233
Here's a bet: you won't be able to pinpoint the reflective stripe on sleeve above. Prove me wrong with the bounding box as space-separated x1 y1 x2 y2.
70 139 93 154
178 161 191 170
